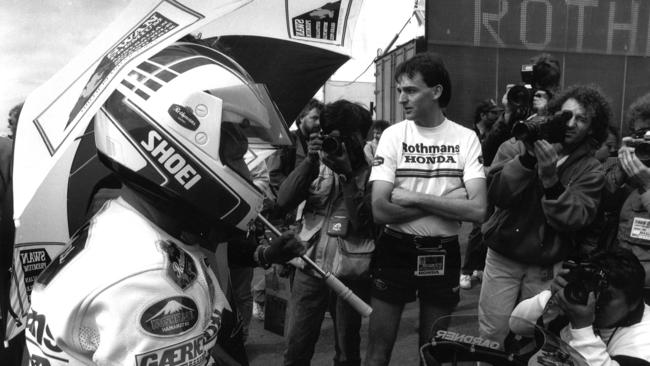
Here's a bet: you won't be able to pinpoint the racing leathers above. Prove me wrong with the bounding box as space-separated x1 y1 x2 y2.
25 193 228 366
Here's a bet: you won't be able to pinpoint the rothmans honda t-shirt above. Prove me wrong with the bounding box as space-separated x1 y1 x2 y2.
369 119 485 237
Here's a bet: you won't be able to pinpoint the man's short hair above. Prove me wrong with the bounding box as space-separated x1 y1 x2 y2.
589 247 645 305
395 52 452 108
545 85 612 147
625 92 650 133
320 99 372 137
296 98 324 125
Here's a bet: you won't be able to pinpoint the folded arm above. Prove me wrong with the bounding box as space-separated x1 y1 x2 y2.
391 178 488 224
371 180 427 225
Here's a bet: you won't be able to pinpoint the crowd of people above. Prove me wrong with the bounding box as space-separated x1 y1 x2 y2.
1 38 650 366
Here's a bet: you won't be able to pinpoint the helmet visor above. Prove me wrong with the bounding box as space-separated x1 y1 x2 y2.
206 67 292 148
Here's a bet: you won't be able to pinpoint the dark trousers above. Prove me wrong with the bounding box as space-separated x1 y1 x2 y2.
0 331 25 366
461 225 487 275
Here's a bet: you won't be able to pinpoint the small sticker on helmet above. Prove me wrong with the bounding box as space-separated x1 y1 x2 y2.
372 156 384 166
168 104 200 131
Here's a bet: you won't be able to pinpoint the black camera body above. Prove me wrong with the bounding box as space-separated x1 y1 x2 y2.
321 134 343 155
512 110 573 144
624 131 650 166
319 133 367 171
562 261 609 305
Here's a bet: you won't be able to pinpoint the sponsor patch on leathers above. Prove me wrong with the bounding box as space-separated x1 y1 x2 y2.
140 296 198 336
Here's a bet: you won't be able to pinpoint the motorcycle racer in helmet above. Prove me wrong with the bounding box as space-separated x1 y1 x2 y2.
25 41 303 366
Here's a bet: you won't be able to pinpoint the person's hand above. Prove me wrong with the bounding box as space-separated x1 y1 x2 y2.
265 231 306 264
306 133 323 160
321 142 353 178
555 290 597 329
391 187 415 206
534 139 560 188
550 267 570 295
619 144 650 191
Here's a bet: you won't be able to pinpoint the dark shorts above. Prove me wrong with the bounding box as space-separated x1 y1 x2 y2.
370 228 461 306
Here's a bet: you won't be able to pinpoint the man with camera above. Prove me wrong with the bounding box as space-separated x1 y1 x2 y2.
510 247 650 365
478 85 610 345
277 100 373 366
608 92 650 304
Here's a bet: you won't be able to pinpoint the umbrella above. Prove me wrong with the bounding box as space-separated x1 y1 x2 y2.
198 0 362 123
6 0 253 342
7 0 364 341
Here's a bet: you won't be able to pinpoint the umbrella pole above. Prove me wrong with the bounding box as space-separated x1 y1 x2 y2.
257 215 372 317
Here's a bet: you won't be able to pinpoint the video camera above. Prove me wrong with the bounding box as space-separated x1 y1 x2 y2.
512 110 573 144
623 130 650 166
562 261 609 305
521 64 534 86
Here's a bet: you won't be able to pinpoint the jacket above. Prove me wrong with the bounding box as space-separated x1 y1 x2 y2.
268 129 308 196
276 157 372 274
616 189 650 287
483 138 604 265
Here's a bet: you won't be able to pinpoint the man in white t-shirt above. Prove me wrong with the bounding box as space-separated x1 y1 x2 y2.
365 52 488 366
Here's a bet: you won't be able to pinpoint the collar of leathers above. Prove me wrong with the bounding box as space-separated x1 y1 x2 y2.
118 185 213 243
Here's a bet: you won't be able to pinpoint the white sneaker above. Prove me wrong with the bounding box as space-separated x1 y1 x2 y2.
252 302 265 321
459 274 472 289
472 270 484 283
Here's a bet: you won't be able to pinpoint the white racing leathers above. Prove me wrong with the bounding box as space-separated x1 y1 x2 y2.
25 197 228 366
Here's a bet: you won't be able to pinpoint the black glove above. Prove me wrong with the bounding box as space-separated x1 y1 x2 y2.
260 231 306 266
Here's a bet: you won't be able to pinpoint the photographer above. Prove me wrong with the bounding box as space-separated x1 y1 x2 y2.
610 92 650 303
277 100 373 366
510 247 650 365
481 53 560 169
481 84 533 167
478 85 610 345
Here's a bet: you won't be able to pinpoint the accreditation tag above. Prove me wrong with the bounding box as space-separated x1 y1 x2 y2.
414 251 446 277
630 217 650 241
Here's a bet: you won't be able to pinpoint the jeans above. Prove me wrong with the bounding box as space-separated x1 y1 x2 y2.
478 248 560 345
284 269 369 366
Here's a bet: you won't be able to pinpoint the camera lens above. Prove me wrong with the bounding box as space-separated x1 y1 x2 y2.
322 135 341 155
564 283 589 305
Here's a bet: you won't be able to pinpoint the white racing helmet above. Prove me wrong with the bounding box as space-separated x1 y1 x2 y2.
94 42 291 231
